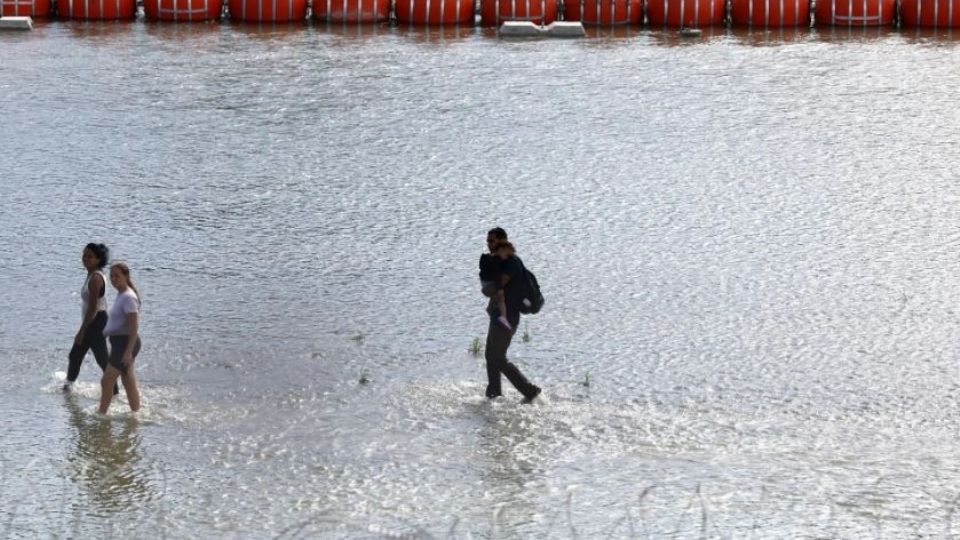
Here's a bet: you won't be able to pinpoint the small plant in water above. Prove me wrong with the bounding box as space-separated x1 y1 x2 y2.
469 337 483 356
522 322 531 343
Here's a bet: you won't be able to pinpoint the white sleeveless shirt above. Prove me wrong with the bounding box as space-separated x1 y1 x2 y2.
81 270 108 318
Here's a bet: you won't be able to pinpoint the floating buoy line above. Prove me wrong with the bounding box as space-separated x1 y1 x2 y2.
1 0 955 29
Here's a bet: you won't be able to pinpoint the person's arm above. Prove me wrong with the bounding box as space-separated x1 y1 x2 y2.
75 274 103 344
498 258 521 288
122 303 139 367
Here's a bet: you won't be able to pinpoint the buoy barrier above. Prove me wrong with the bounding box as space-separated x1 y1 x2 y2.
144 0 223 20
227 0 307 21
1 0 50 16
900 0 960 26
646 0 724 26
481 0 558 26
312 0 389 22
394 0 474 25
815 0 894 25
730 0 809 25
58 0 136 18
563 0 641 25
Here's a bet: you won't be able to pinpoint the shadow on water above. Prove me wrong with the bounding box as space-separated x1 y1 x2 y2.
63 395 154 515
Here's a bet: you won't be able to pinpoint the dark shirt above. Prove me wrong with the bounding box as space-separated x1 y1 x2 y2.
489 255 524 327
479 253 500 283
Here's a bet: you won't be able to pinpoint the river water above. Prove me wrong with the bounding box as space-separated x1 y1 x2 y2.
3 20 960 538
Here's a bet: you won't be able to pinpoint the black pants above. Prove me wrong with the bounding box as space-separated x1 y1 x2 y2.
485 320 539 399
67 312 118 394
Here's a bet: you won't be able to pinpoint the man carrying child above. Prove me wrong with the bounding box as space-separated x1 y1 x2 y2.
478 227 541 403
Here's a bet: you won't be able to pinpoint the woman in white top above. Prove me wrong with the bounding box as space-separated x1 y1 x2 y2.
65 243 118 395
99 262 143 414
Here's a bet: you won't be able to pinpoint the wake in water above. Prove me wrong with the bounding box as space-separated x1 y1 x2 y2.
46 370 177 424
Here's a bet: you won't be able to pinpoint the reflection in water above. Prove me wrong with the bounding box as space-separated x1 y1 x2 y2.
727 25 813 46
394 24 479 44
141 20 228 43
63 396 153 514
226 19 311 40
813 24 898 42
317 20 393 40
476 406 543 532
60 20 138 41
582 25 644 41
899 26 960 44
644 25 727 46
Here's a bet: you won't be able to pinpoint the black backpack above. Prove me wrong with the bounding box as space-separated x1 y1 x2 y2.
518 264 544 315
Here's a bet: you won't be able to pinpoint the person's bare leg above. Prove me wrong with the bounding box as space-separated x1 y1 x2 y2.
99 366 122 414
120 371 140 412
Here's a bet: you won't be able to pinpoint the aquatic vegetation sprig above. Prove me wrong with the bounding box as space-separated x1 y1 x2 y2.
469 337 483 356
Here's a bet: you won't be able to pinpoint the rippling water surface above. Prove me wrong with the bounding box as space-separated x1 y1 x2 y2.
4 20 960 537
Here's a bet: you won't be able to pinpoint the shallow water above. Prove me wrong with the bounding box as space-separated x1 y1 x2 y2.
4 20 960 537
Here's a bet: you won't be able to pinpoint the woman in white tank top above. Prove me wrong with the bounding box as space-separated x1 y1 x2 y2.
64 243 118 395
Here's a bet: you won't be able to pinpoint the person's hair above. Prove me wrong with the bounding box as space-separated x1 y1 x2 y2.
494 240 515 253
85 243 110 269
487 227 508 241
111 262 142 306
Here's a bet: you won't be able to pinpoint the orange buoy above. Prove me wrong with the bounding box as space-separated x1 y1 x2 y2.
480 0 558 26
563 0 640 25
58 0 136 18
900 0 960 26
1 0 51 16
647 0 724 26
394 0 474 24
312 0 389 22
227 0 307 21
815 0 894 25
144 0 223 20
731 0 809 25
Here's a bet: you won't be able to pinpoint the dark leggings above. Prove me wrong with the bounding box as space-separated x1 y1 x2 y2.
67 312 118 394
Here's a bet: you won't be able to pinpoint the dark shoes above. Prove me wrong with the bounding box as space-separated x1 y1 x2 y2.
521 386 542 404
485 387 540 403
